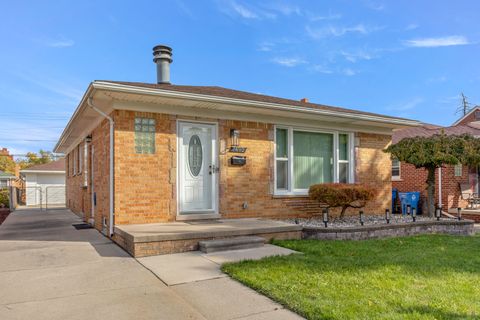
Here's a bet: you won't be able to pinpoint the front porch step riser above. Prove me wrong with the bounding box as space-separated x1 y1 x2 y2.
114 230 302 257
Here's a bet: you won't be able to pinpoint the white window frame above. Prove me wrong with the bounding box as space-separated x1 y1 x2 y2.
454 163 462 177
78 145 83 175
392 158 401 180
73 148 77 176
83 142 88 187
273 125 355 196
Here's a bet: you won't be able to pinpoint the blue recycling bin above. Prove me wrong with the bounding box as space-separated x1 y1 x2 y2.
399 192 421 215
392 188 398 213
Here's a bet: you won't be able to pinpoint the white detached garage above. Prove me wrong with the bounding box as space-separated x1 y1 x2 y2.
20 159 65 207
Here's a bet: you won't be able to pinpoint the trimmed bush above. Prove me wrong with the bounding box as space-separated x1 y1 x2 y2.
309 183 376 218
0 189 9 208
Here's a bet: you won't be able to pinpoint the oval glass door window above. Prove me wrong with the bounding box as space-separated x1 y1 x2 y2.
188 134 203 176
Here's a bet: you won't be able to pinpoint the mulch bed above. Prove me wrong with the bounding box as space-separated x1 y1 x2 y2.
0 208 11 225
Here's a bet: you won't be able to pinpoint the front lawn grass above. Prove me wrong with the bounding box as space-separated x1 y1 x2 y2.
222 235 480 320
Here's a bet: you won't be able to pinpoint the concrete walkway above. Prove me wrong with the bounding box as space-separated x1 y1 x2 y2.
138 246 303 319
0 208 303 320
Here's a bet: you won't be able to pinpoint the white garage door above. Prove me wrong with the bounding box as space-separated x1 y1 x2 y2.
25 173 65 206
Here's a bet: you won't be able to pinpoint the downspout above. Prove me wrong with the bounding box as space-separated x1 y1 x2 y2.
438 165 442 212
87 97 115 237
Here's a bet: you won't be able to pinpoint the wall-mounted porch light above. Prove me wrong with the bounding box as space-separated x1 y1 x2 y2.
85 135 92 143
359 210 364 226
412 207 417 222
229 128 247 153
457 207 462 220
385 209 390 224
230 129 240 147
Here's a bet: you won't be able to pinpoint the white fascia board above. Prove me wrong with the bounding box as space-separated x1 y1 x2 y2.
20 170 65 174
53 84 94 153
0 176 15 180
115 99 396 135
93 81 421 127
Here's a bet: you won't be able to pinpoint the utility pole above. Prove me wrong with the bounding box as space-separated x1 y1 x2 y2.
455 92 472 116
461 92 469 115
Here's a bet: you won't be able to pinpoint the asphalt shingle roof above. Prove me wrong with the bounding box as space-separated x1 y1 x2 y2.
100 81 415 122
23 159 65 171
393 123 480 144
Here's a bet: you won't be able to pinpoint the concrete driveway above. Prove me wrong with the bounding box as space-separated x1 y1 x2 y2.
0 208 205 320
0 208 303 320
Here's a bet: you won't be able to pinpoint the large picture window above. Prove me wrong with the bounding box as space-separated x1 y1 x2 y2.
274 126 353 195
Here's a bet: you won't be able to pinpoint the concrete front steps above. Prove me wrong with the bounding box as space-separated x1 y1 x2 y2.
199 236 265 253
113 218 302 257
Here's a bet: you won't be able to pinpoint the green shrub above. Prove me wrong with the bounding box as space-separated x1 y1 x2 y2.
309 183 376 218
0 189 9 208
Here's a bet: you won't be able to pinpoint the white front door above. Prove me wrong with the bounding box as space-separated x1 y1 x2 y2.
178 122 217 215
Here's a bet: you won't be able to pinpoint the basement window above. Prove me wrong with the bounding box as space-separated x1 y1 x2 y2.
134 118 156 154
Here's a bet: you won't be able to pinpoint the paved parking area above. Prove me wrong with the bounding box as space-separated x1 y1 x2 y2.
0 208 204 320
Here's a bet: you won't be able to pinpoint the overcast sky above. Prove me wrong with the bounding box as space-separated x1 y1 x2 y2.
1 0 479 156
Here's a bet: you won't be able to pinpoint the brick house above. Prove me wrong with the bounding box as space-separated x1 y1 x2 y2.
54 45 419 238
392 107 480 214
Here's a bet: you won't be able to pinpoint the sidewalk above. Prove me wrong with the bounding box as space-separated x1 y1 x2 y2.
0 208 303 320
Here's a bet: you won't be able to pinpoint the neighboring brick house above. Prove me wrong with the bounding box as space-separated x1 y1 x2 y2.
54 45 420 237
392 107 480 213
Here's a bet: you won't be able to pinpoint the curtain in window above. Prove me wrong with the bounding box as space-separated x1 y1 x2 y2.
293 131 333 189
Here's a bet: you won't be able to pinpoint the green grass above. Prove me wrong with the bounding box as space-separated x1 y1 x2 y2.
222 235 480 320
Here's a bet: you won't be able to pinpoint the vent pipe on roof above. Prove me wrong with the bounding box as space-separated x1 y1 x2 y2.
153 45 173 84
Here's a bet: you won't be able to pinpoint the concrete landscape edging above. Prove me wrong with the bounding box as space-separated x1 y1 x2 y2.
302 219 475 240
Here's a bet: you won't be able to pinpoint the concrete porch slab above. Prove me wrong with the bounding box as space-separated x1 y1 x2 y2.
114 218 302 257
116 218 302 243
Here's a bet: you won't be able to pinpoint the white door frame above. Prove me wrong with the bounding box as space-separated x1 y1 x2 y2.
176 120 220 220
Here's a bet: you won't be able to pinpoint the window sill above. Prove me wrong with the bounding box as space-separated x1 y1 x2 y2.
273 193 309 198
391 177 402 181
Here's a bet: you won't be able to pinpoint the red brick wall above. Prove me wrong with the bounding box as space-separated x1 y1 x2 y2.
114 110 176 224
66 110 393 228
355 132 392 213
456 111 478 126
392 162 472 211
66 117 111 231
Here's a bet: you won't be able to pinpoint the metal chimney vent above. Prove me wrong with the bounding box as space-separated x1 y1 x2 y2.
153 45 173 84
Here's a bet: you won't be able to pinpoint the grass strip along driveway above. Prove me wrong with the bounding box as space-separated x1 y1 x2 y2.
222 235 480 320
